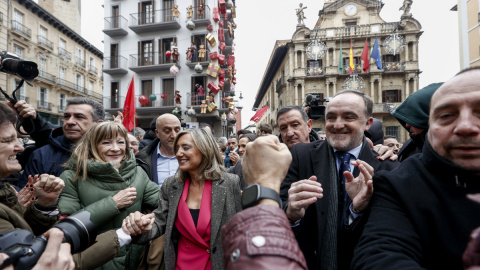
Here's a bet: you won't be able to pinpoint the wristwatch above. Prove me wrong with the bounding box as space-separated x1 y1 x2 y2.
241 184 282 209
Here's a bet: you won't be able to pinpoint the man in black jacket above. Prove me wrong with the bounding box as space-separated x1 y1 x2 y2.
281 90 399 270
136 113 181 185
352 67 480 269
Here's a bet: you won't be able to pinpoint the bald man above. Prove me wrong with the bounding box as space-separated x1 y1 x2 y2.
352 66 480 269
136 114 181 185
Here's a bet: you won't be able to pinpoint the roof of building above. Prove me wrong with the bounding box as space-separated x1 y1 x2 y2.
17 0 103 58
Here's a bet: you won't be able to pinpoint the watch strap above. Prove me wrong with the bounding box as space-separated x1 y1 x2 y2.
242 184 282 209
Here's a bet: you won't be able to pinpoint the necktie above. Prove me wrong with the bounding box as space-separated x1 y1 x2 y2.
336 151 352 213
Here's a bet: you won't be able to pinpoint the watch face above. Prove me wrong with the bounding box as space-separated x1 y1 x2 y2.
241 184 260 209
345 4 357 16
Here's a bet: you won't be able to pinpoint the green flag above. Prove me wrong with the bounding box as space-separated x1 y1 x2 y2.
339 40 343 73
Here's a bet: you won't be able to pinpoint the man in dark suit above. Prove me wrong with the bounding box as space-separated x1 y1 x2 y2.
280 90 399 270
352 67 480 269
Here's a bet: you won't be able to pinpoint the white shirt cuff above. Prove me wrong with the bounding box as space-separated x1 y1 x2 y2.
116 228 132 247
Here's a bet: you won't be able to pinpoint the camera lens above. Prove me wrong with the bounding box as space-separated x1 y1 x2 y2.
1 58 39 81
54 211 97 253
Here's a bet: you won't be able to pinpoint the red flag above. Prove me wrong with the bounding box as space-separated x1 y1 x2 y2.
250 106 269 123
122 76 136 132
361 39 370 73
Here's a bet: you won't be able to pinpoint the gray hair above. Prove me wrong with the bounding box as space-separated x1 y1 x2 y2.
66 97 105 121
132 127 146 137
277 105 309 123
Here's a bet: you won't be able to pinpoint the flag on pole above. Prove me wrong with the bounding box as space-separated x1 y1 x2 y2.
250 106 270 123
371 37 383 70
349 39 354 74
122 76 136 132
361 39 370 73
338 40 344 74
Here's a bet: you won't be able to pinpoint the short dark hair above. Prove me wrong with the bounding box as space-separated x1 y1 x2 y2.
277 105 308 123
0 103 17 126
228 136 238 142
236 129 252 137
333 90 373 118
384 135 397 140
240 133 257 142
258 123 272 134
66 97 105 121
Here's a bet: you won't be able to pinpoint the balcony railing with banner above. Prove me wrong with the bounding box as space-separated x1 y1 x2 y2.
306 67 326 76
11 20 31 38
383 62 405 72
342 64 364 74
312 22 400 39
37 35 54 50
37 100 52 111
58 47 72 59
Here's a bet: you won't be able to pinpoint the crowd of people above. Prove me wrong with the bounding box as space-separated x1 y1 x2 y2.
0 67 480 270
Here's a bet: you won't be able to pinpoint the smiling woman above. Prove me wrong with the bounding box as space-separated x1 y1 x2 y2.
58 121 160 269
123 128 242 270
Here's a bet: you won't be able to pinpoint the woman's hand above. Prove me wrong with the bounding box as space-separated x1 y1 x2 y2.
16 175 39 207
122 212 155 236
34 174 64 207
113 187 137 209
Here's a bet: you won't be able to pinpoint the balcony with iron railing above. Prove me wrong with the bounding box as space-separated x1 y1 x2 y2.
37 70 57 84
37 100 52 111
103 94 175 111
188 92 205 107
89 65 98 75
129 8 181 33
10 20 31 38
57 78 76 92
75 56 86 69
185 48 210 68
342 64 365 74
191 5 211 26
306 66 326 76
37 35 54 51
383 62 405 72
103 56 128 75
58 47 72 60
129 52 179 73
103 15 128 36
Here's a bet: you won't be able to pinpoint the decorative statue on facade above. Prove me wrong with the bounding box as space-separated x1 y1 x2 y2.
400 0 413 17
296 3 307 25
172 4 180 18
198 4 204 17
198 44 206 59
187 5 194 19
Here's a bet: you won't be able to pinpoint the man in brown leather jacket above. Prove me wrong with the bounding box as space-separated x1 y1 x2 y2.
222 135 307 270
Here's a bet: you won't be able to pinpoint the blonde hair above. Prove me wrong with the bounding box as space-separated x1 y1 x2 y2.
69 122 131 181
174 128 225 182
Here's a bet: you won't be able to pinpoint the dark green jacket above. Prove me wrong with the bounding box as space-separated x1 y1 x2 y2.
59 151 160 269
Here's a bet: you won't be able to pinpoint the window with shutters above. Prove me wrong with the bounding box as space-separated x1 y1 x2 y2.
111 82 120 108
141 80 153 107
158 37 176 64
163 0 174 22
139 40 154 66
163 78 175 106
191 76 206 106
385 126 399 138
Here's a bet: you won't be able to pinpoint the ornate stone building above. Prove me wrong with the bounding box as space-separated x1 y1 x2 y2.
253 0 422 142
0 0 103 125
452 0 480 68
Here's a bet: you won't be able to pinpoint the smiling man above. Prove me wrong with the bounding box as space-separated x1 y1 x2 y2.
20 98 104 187
352 67 480 270
280 90 399 270
277 105 319 149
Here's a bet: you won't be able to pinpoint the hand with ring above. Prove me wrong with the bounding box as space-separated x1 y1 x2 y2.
122 212 155 236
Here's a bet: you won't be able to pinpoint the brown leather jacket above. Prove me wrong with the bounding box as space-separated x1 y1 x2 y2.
222 205 307 270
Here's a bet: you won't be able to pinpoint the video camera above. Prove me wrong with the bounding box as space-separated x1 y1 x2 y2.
0 51 39 81
0 211 97 270
305 94 328 120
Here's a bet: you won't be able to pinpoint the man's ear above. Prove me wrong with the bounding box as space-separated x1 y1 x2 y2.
364 117 373 131
307 119 313 131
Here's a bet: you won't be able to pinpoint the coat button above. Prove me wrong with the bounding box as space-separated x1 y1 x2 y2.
252 235 266 247
206 249 210 254
231 249 240 263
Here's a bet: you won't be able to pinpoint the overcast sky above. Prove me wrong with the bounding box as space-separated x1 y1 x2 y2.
81 0 460 129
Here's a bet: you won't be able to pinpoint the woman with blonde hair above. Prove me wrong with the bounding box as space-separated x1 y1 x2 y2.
59 121 160 269
123 128 241 270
